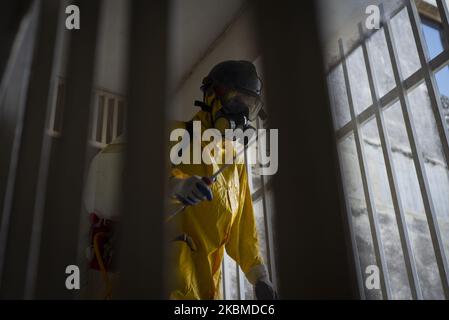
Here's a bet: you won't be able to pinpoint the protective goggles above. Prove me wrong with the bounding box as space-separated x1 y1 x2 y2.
221 90 263 121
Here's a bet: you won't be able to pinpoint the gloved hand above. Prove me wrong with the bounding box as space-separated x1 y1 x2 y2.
169 175 213 206
254 277 278 300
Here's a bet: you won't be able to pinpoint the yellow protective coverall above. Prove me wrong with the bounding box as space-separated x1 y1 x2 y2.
167 109 264 300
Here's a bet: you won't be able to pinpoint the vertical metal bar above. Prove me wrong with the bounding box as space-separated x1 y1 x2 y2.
121 100 127 135
117 0 168 299
255 117 278 290
221 260 227 299
254 0 356 299
231 261 240 300
339 39 392 299
223 254 235 300
47 78 58 135
222 256 231 299
237 265 246 299
112 97 118 140
0 1 39 298
383 5 449 297
262 189 278 290
436 0 449 46
0 2 34 104
359 23 423 299
328 76 366 300
335 142 367 300
101 95 108 145
91 93 99 143
241 138 254 300
24 4 68 297
27 0 101 299
408 1 449 171
0 0 62 298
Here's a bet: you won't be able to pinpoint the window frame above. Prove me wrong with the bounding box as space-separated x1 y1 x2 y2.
47 77 126 149
329 0 449 299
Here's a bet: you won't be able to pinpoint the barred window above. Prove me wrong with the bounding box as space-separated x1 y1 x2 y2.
328 0 449 299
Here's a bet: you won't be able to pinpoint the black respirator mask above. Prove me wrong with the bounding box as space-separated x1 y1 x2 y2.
194 60 265 142
214 95 252 133
196 89 263 138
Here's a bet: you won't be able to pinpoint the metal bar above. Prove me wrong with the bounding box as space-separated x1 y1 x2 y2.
339 39 392 299
327 66 366 300
237 265 246 299
226 260 234 299
47 78 59 136
383 4 449 297
404 69 425 90
408 0 449 177
358 105 376 126
429 49 449 71
112 97 118 140
259 174 272 282
91 93 99 143
0 1 34 104
101 95 108 144
28 0 101 299
336 50 449 143
231 260 239 300
337 122 356 140
117 0 168 299
221 259 227 299
24 3 68 297
261 181 278 290
359 23 423 300
379 88 401 108
0 1 39 298
254 0 356 298
241 136 257 300
436 0 449 47
255 117 278 291
222 256 231 299
0 0 61 298
0 3 36 238
329 2 448 111
335 142 366 300
120 100 127 137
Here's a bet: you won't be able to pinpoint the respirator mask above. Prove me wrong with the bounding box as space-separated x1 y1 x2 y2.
194 61 264 143
211 89 263 136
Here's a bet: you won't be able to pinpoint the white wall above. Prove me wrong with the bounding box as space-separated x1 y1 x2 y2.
168 6 260 121
168 0 245 93
59 0 254 119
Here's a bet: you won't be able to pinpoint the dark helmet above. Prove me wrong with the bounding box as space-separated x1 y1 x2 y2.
201 60 262 97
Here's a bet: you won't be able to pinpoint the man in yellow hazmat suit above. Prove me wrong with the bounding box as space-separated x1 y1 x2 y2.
167 60 276 300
